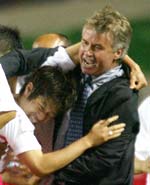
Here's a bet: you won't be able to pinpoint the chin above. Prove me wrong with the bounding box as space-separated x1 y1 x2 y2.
81 67 94 75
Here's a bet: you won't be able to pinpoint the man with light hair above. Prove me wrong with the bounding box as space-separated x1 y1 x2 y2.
52 6 140 185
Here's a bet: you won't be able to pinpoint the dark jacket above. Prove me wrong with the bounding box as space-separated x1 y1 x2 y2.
55 74 139 185
0 47 57 77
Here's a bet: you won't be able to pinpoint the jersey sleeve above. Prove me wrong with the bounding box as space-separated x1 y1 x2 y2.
0 106 41 156
42 46 76 72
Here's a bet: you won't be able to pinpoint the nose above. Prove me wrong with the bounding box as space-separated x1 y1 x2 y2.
29 112 49 124
36 112 50 124
29 115 37 124
84 46 93 57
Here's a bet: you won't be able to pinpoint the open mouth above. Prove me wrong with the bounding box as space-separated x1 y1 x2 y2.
82 59 97 68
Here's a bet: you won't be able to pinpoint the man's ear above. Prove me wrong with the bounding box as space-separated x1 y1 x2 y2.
24 82 33 97
114 48 124 60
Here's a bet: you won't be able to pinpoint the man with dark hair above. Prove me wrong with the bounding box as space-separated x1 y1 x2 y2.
16 66 76 124
0 24 23 131
0 24 23 56
0 24 24 95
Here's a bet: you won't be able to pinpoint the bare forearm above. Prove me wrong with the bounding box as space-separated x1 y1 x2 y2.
19 135 91 176
41 135 92 174
123 55 139 69
19 116 124 176
66 42 80 65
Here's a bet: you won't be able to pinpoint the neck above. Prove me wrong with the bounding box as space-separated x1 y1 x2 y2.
14 94 20 105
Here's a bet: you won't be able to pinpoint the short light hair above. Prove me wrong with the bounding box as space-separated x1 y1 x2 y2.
84 6 132 57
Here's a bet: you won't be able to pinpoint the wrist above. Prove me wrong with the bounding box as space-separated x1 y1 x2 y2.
132 63 140 71
82 134 93 149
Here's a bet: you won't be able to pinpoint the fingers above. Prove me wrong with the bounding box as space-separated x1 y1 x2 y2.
100 115 119 126
130 73 148 90
130 80 147 90
107 123 125 140
129 76 137 89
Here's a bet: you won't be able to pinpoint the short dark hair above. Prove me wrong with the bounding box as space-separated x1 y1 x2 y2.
0 24 23 55
20 66 77 114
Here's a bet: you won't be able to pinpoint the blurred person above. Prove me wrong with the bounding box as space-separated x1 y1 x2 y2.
133 95 150 185
0 24 24 95
0 24 22 157
32 33 70 49
0 64 126 181
0 24 21 165
16 32 71 95
51 6 140 185
0 24 23 57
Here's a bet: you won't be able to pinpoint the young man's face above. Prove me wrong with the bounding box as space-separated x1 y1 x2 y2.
18 83 57 124
79 26 120 76
21 97 57 124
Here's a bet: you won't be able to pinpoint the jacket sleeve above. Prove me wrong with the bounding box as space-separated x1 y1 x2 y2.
0 47 59 78
56 83 139 184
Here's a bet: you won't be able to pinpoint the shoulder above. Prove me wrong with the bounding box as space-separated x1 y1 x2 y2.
1 105 34 136
108 77 137 99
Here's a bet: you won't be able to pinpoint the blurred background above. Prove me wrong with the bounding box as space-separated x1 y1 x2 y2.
0 0 149 77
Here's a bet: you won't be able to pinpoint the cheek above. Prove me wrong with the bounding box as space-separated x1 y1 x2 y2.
29 104 38 113
79 48 84 60
36 112 46 120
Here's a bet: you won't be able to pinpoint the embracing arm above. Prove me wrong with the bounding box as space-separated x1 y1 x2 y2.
18 116 125 176
123 55 148 89
0 48 57 77
66 42 80 65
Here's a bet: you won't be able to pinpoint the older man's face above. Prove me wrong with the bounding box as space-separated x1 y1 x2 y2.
79 26 119 76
